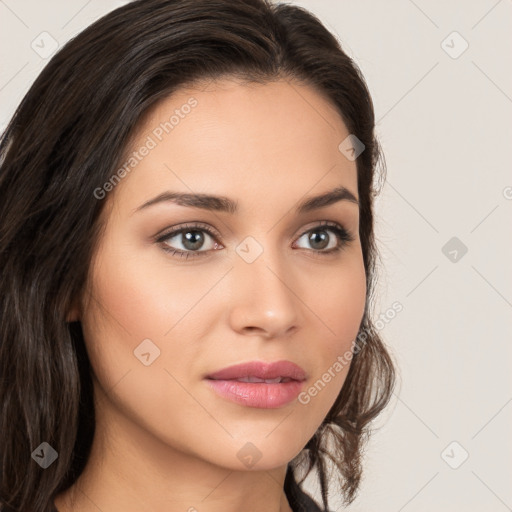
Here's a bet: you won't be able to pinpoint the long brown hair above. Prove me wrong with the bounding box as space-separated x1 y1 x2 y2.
0 1 395 510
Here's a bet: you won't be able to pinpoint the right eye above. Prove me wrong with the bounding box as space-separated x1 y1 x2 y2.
156 222 223 259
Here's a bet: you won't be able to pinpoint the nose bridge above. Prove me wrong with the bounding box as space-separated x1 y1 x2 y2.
227 233 300 336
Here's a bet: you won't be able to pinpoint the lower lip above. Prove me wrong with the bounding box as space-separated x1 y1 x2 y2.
205 379 304 409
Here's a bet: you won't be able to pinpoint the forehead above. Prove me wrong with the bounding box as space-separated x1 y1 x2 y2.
109 78 358 214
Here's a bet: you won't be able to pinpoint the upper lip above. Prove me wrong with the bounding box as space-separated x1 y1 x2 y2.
206 360 307 381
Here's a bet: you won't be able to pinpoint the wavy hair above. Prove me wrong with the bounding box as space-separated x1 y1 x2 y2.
0 0 395 510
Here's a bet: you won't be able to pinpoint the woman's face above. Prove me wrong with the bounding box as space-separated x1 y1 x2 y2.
75 78 366 472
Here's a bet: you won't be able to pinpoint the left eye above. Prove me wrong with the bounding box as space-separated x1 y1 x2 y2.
292 223 355 255
295 228 341 251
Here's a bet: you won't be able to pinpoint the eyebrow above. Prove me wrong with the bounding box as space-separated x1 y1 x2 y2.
133 185 358 215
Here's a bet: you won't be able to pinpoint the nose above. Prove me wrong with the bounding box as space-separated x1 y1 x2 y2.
227 243 301 339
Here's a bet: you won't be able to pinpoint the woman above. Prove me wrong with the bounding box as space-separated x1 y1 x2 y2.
0 1 396 511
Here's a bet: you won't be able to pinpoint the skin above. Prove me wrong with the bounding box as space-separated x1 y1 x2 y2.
56 78 366 512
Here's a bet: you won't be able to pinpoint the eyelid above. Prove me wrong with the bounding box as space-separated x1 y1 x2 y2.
296 220 354 240
153 221 222 242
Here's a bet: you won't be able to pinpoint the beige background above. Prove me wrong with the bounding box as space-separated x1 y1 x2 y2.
1 1 511 511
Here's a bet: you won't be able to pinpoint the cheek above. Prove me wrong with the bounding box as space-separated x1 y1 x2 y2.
82 235 213 347
79 240 187 388
305 252 367 351
295 253 366 415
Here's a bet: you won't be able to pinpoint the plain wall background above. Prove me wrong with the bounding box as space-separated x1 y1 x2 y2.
1 1 511 511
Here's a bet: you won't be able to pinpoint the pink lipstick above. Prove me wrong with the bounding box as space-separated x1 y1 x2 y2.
205 360 307 409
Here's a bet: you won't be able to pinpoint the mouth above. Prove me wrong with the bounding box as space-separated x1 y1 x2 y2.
204 360 307 409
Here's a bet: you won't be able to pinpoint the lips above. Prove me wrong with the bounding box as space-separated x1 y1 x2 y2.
205 360 307 409
206 360 307 382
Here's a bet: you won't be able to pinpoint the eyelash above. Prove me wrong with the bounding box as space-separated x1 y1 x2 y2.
155 221 355 260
